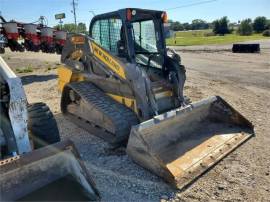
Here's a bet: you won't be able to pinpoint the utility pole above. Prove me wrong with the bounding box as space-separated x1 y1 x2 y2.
71 0 78 32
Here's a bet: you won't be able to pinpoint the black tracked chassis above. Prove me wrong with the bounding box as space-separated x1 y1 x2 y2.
61 82 139 146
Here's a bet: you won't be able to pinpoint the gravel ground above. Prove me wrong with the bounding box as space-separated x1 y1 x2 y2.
1 41 270 201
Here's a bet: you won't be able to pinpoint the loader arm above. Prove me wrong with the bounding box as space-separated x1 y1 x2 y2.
0 56 31 154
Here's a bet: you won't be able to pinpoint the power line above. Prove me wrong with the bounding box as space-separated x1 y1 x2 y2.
166 0 218 11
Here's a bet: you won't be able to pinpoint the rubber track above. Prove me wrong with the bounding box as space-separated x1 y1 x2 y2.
67 82 139 142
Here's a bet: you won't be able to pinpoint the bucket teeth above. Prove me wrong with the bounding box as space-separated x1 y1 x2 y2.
127 96 254 189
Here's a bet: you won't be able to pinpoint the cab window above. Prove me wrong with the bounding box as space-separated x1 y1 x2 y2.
91 18 123 54
132 20 158 53
131 20 162 69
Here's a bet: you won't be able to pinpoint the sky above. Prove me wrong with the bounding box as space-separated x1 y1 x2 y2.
0 0 269 27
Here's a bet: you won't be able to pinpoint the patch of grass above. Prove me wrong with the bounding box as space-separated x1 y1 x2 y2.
16 66 33 73
174 29 212 38
166 30 266 46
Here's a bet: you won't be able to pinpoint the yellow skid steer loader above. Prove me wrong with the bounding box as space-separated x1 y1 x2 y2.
0 56 99 201
58 8 254 189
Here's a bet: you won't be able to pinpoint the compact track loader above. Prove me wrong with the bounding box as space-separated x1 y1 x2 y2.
58 8 254 189
0 56 99 201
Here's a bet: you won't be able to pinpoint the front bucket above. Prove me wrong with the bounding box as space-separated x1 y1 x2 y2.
127 96 254 189
0 140 100 201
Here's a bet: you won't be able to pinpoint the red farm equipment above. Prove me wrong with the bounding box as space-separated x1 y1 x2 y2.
0 15 68 54
54 30 67 54
2 22 24 52
40 27 55 53
23 23 40 52
0 16 7 53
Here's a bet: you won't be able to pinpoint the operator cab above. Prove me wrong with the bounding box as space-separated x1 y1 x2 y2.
89 8 185 108
89 8 168 81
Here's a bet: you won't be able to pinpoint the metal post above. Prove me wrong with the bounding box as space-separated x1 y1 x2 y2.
72 0 77 32
59 19 63 30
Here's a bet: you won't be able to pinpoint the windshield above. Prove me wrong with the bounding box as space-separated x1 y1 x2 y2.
132 20 162 69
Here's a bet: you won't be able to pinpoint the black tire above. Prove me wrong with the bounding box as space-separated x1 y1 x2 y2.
27 102 60 149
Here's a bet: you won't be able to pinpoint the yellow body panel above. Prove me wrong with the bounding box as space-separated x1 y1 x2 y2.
107 93 137 114
57 65 85 92
91 42 126 79
155 90 173 99
58 66 136 113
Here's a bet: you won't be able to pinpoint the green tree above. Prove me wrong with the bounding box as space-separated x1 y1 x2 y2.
238 19 253 36
170 21 184 31
213 16 230 35
212 20 220 34
191 19 209 30
266 19 270 29
253 16 267 33
62 23 77 32
53 22 87 34
219 17 230 35
77 22 87 34
182 23 191 30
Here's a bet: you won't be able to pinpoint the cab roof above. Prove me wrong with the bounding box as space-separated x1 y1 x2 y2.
91 8 164 22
